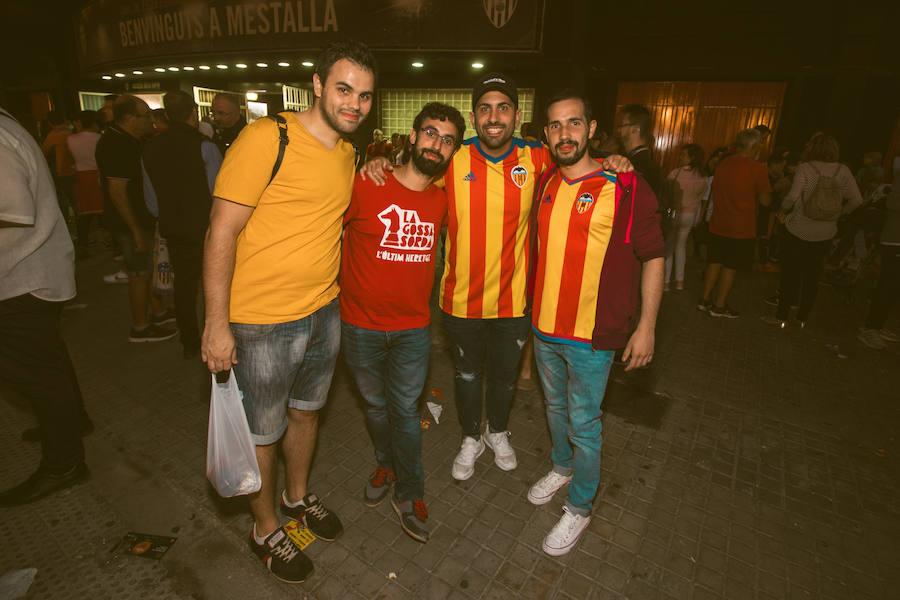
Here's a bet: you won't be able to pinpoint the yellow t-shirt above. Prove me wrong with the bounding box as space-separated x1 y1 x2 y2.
213 112 356 324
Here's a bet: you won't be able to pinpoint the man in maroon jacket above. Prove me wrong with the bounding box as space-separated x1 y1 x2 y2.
526 90 664 556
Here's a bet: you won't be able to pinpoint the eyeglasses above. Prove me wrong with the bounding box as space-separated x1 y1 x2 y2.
419 126 456 148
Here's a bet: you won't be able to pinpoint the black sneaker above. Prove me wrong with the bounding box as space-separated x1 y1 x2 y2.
129 324 178 343
391 496 430 543
149 309 176 326
280 493 343 541
696 299 712 312
248 526 313 584
763 295 780 307
364 467 395 507
708 305 739 319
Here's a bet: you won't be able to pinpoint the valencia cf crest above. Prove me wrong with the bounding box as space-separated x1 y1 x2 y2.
483 0 518 29
575 192 595 214
510 165 528 188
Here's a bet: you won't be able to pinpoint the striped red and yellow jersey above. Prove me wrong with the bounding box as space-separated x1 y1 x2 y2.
532 167 619 346
440 137 551 319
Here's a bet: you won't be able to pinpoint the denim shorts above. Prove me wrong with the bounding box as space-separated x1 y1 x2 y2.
231 298 340 445
114 228 153 277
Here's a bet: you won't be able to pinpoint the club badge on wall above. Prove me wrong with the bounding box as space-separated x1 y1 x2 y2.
483 0 518 28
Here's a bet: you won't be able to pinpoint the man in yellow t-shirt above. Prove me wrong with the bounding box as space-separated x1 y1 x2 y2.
200 40 376 585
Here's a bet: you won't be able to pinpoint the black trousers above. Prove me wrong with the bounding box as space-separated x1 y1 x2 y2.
866 246 900 330
776 231 831 321
169 241 204 351
0 294 86 472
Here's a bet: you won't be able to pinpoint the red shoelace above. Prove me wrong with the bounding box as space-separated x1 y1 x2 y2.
370 467 396 487
412 499 429 521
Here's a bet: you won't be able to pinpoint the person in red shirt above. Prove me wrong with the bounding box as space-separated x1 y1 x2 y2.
527 90 663 555
365 128 393 160
699 129 772 318
341 102 466 544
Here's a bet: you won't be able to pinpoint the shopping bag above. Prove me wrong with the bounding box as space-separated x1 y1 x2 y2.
206 370 261 497
152 224 174 296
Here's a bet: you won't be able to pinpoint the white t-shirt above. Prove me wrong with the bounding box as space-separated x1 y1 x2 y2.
0 108 76 302
66 130 101 171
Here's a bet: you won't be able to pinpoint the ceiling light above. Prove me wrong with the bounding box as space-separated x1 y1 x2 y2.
168 66 179 71
132 70 143 75
101 75 112 80
411 61 424 68
236 63 247 69
216 64 228 69
154 67 166 72
301 61 314 67
472 62 484 69
199 65 210 70
278 61 290 67
246 92 258 101
256 62 268 68
114 73 125 78
183 66 195 71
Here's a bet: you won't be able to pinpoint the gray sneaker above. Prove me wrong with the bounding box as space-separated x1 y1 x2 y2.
391 496 429 543
364 467 395 507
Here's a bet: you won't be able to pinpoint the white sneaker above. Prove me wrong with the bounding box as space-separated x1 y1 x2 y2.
483 428 517 471
451 436 484 480
542 506 591 556
527 470 572 505
103 269 129 284
879 329 900 343
858 328 886 350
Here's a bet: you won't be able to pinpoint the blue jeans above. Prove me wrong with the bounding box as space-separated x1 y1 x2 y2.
534 336 614 516
442 314 531 438
341 322 430 501
231 298 340 445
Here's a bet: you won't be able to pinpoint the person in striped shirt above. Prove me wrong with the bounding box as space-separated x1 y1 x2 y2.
361 74 632 483
526 90 664 556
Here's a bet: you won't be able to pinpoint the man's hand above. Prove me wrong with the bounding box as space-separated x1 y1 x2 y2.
358 156 392 186
133 228 152 253
201 322 237 373
622 325 654 371
602 154 634 173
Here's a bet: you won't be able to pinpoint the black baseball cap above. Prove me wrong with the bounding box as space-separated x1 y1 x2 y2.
472 72 518 110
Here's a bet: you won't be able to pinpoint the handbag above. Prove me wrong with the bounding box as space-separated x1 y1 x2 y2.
206 370 261 497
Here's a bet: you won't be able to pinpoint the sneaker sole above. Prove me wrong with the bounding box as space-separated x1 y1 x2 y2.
858 335 885 350
150 318 177 326
708 312 738 319
299 513 341 542
391 498 428 543
451 445 484 481
542 517 591 557
527 479 572 506
128 332 178 343
483 437 517 471
363 487 391 508
249 536 312 584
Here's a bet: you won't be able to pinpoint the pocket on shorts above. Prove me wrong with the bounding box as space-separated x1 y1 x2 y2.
230 322 278 342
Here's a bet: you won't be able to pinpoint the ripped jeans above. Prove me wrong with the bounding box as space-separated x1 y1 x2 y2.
442 313 531 438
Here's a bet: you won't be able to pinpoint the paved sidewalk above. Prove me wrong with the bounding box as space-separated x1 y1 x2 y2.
1 252 898 600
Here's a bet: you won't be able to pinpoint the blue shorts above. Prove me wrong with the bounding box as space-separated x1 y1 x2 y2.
231 298 340 445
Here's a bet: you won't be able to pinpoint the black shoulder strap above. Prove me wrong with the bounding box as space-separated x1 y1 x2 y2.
266 114 289 186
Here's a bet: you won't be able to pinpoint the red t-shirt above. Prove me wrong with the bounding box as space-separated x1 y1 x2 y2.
709 155 772 239
340 171 448 330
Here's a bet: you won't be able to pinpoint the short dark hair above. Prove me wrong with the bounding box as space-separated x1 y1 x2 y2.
545 89 593 124
103 94 118 103
46 110 65 126
411 102 466 150
620 104 653 141
682 143 705 172
76 110 98 129
113 94 146 123
163 90 196 123
315 40 378 85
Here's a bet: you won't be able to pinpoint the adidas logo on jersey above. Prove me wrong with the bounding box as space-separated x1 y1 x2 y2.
462 171 477 182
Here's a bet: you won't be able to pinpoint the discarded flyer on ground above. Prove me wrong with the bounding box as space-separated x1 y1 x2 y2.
426 401 442 424
119 532 177 559
285 520 316 550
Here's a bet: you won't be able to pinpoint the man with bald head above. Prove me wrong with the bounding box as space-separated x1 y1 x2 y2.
210 93 246 155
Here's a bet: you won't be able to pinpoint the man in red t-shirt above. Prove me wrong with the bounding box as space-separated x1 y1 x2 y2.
340 102 466 544
365 128 393 160
699 129 772 318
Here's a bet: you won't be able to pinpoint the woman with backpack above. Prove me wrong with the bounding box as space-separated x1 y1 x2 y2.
762 133 862 327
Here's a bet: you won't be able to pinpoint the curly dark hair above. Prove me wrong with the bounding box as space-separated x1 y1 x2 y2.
411 102 466 150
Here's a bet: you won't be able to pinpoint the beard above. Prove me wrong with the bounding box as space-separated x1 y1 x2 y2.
551 137 590 166
318 90 364 136
411 145 450 177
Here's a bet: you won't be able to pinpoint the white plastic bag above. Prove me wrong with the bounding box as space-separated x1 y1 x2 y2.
206 371 261 497
152 224 174 296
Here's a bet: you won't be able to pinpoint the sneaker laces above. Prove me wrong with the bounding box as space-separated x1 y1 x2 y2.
412 499 429 521
458 437 481 460
558 506 585 536
488 430 513 453
270 538 299 562
305 500 330 520
370 467 396 487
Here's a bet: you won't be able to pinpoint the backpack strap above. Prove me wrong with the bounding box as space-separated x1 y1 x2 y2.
266 114 289 186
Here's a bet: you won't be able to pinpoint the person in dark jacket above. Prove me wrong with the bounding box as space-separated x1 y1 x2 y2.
526 90 664 557
142 90 223 357
615 104 663 197
210 93 246 155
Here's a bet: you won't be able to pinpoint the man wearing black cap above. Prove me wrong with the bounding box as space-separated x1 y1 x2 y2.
362 73 631 482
